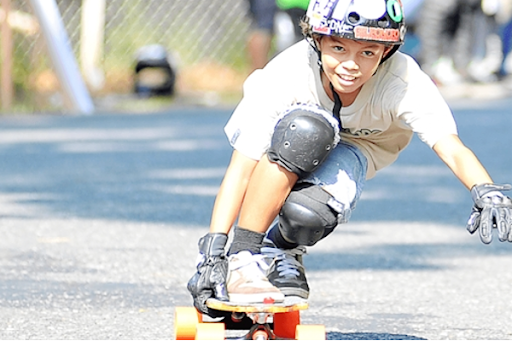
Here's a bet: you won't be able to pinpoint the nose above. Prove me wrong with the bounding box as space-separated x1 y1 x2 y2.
342 57 358 69
339 57 359 71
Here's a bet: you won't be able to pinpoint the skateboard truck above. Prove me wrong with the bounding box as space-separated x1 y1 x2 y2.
244 312 275 339
248 322 276 340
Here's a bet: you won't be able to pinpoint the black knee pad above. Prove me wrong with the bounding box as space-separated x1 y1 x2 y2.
278 183 338 246
268 108 338 177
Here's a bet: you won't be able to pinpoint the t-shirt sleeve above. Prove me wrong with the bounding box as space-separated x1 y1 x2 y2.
395 59 458 148
224 70 285 160
224 41 318 160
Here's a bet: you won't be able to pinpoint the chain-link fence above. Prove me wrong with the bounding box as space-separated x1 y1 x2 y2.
2 0 254 113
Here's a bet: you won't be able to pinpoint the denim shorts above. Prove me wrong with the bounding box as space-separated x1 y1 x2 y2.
300 141 368 223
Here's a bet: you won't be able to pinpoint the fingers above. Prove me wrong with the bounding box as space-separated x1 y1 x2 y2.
505 207 512 243
466 211 480 234
479 207 493 244
471 206 512 244
211 262 229 301
496 207 509 242
195 290 213 314
468 187 512 244
213 282 229 302
187 273 200 294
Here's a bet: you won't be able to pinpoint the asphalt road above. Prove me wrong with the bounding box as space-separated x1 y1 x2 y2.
0 98 511 340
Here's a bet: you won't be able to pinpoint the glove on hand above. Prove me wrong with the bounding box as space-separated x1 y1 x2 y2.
187 233 229 316
467 183 512 244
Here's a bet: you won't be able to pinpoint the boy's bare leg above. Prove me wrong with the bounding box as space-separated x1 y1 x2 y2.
217 157 294 304
238 156 298 233
236 156 310 300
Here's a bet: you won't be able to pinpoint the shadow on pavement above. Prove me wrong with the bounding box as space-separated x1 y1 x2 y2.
0 109 232 225
0 103 510 227
327 331 426 340
305 241 512 272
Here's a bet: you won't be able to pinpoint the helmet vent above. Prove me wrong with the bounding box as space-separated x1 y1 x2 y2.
377 18 389 28
347 12 360 24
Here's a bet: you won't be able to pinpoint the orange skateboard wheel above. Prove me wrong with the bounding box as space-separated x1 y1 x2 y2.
274 310 300 339
174 307 202 340
195 323 225 340
295 324 326 340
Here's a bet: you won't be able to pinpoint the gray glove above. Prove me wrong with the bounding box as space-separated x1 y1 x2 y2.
467 183 512 244
187 233 229 316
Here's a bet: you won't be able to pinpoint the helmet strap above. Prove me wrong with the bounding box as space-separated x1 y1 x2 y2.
381 45 400 64
329 82 343 130
307 35 324 69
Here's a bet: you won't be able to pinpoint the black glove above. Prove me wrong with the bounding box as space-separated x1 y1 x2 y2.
187 233 229 316
467 183 512 244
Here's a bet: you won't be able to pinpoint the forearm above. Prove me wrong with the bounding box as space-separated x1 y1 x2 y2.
433 134 493 190
446 148 492 190
209 150 258 234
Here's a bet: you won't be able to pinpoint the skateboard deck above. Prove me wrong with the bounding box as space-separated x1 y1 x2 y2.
175 297 325 340
206 296 309 313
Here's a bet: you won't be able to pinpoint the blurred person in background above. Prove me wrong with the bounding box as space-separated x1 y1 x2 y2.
398 0 425 59
246 0 278 71
497 0 512 77
274 0 310 53
246 0 309 71
416 0 503 85
401 0 425 23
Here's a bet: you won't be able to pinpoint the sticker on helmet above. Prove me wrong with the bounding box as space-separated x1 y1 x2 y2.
353 0 386 20
308 0 337 26
315 19 354 35
387 0 403 22
354 26 400 42
312 25 331 34
331 0 351 21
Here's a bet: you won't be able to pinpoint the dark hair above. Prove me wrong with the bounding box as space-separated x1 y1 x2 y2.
299 16 313 39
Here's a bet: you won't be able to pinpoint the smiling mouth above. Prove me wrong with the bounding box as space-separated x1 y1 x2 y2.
338 74 357 82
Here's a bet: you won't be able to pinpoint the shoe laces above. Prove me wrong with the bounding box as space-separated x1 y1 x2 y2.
229 251 270 281
261 246 306 279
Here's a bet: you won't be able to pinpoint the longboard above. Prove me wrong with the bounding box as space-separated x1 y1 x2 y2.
174 297 325 340
206 296 309 313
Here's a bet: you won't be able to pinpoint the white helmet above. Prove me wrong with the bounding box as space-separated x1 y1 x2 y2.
304 0 406 61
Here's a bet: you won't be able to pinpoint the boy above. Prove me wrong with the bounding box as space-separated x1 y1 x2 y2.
187 0 512 316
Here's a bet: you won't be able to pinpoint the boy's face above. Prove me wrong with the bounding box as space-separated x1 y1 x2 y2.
318 36 390 103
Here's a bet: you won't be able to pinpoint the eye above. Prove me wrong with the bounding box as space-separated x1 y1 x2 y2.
333 45 345 52
363 50 375 56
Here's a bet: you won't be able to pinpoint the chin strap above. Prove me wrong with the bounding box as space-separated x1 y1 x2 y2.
330 82 343 130
311 37 343 128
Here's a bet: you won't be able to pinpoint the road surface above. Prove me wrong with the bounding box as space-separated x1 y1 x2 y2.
0 98 511 339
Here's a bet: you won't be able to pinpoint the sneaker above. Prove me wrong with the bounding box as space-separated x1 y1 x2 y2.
226 251 285 304
261 240 309 299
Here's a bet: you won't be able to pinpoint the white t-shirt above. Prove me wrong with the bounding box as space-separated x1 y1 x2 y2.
225 40 457 179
